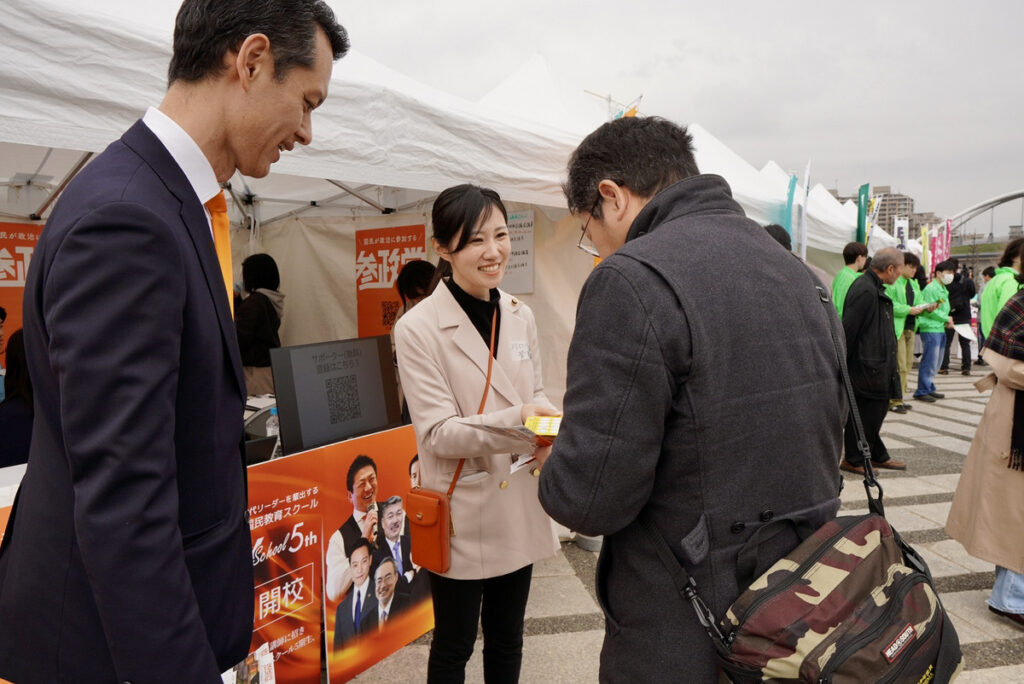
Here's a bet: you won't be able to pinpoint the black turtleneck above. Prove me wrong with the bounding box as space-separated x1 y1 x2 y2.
444 278 501 357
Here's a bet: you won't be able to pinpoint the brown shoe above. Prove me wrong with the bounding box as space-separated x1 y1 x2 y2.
840 460 866 475
988 605 1024 628
871 459 907 470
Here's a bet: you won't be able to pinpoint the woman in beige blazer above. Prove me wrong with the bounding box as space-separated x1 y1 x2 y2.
394 184 559 682
947 287 1024 628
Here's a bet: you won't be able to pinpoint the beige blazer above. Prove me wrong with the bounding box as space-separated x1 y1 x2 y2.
946 349 1024 573
393 283 559 580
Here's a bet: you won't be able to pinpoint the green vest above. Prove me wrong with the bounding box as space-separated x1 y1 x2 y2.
884 276 919 336
831 266 861 318
980 267 1022 338
917 280 950 333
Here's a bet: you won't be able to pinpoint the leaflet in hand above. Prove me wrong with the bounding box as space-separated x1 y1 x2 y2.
466 416 562 447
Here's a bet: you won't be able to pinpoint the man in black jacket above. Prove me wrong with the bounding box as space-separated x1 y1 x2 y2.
940 262 976 376
840 247 907 474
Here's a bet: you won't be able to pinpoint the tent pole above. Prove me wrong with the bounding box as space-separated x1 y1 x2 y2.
30 151 93 220
327 179 385 212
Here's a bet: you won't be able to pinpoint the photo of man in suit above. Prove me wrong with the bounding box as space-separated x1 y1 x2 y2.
326 454 380 601
0 2 349 681
362 557 410 632
373 493 430 603
332 539 377 652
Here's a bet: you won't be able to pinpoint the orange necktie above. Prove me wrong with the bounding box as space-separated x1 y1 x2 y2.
204 191 234 316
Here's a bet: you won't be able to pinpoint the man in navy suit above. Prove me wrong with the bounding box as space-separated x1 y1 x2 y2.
0 1 349 681
333 539 377 652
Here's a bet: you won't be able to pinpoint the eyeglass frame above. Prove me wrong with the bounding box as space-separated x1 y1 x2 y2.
576 203 600 258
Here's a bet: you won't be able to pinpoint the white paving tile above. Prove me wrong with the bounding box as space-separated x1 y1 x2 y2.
916 435 972 453
901 501 953 526
919 473 961 491
941 590 1024 643
883 423 940 439
915 544 978 578
844 506 938 532
957 664 1024 682
524 575 599 619
927 539 996 574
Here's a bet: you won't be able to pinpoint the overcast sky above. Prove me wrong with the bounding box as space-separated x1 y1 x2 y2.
332 1 1024 237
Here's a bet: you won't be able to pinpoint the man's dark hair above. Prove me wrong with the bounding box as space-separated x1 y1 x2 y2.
842 242 868 265
934 259 956 273
999 237 1024 268
3 329 31 410
347 537 371 562
0 305 6 322
242 253 280 292
902 251 921 269
409 453 419 475
346 454 377 492
983 266 997 278
563 116 699 218
764 224 792 252
396 261 436 306
168 0 350 85
428 184 508 293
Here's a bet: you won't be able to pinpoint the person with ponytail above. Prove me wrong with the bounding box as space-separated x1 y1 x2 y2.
947 285 1024 628
393 184 559 683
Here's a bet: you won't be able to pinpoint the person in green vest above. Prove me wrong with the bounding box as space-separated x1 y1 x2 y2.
980 238 1024 338
914 260 956 402
832 241 868 317
885 251 937 413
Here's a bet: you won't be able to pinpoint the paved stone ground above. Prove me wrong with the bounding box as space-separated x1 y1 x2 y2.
352 361 1024 683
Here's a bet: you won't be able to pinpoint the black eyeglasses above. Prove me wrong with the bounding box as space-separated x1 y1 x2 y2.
577 208 599 258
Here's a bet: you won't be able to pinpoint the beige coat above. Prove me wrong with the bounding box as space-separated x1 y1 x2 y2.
393 283 559 580
946 348 1024 572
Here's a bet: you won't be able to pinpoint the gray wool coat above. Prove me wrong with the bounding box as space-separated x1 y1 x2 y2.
539 174 846 683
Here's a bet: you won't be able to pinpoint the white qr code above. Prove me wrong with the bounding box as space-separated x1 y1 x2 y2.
325 374 361 424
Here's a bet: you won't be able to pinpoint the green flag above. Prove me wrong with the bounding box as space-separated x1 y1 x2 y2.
856 183 869 243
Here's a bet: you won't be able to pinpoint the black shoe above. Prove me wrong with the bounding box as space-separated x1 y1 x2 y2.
937 369 949 375
914 394 937 403
962 369 971 376
889 404 908 414
988 605 1024 628
930 392 945 399
903 403 913 410
977 358 987 366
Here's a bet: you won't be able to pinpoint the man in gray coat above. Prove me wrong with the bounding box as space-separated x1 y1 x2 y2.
539 117 846 683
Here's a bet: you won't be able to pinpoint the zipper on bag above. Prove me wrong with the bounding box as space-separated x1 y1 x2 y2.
817 572 931 683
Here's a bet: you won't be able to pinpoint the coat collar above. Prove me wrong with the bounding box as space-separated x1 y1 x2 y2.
626 174 745 243
434 283 526 406
121 120 245 399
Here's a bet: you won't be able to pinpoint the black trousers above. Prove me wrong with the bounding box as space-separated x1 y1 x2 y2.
844 396 890 466
427 564 533 684
941 328 971 371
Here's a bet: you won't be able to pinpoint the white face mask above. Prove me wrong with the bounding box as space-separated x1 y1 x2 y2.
939 273 954 285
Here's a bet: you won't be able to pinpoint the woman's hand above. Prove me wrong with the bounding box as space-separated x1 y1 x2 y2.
522 403 560 424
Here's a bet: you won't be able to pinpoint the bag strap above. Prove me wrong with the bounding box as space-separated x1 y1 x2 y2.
446 306 499 499
812 283 885 517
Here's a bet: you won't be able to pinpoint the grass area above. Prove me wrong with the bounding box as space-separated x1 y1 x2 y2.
952 242 1002 254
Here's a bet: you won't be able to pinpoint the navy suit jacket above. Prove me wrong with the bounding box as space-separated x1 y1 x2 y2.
333 584 377 652
0 121 254 683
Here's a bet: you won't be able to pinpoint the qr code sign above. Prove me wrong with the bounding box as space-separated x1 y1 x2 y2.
325 375 361 425
381 300 400 328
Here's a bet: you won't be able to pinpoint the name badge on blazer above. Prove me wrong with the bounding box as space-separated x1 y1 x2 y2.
510 342 531 360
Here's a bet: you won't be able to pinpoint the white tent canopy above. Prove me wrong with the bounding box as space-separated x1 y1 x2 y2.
0 0 582 216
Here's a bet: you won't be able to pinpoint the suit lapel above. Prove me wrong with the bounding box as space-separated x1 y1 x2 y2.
121 121 245 399
437 285 522 407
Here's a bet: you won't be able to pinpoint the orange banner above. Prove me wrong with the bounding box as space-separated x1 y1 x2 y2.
355 225 426 338
0 222 43 365
320 426 432 682
246 448 327 683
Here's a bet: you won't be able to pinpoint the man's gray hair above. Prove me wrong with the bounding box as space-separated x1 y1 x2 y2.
381 494 403 515
871 247 904 273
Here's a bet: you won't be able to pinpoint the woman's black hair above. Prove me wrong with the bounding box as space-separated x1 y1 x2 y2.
396 260 436 306
242 253 281 292
3 329 31 411
427 184 508 293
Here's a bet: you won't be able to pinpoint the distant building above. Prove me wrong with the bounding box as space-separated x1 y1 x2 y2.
909 212 943 241
1010 225 1023 239
872 186 915 238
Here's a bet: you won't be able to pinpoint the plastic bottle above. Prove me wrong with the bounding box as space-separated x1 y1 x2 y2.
266 407 283 459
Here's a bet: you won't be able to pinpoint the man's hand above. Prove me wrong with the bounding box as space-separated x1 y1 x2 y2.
927 302 939 312
360 509 378 542
531 444 553 468
909 306 923 316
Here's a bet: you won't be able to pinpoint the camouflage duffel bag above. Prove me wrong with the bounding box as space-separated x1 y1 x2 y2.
715 513 963 683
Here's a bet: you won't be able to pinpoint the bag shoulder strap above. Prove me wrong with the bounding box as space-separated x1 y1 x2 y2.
447 306 499 498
